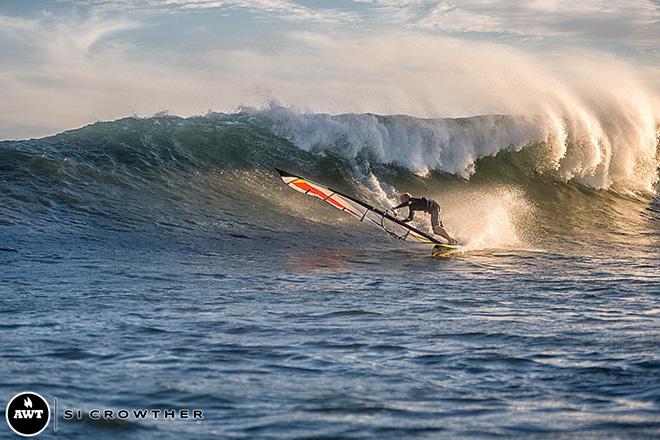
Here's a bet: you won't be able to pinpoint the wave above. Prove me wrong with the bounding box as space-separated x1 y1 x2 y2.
0 107 658 251
5 105 657 190
256 106 659 193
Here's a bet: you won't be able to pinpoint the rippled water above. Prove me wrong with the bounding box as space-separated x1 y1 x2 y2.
2 233 659 439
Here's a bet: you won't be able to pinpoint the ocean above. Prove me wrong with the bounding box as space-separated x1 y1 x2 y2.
1 107 658 439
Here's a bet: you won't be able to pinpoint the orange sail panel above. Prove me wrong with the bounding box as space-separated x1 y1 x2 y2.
290 179 355 213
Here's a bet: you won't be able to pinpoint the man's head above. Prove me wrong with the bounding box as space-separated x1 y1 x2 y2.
400 193 412 203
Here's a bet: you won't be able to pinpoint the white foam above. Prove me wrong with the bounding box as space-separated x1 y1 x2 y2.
251 104 658 194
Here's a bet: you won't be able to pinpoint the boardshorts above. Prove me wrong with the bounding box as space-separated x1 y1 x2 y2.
428 201 443 229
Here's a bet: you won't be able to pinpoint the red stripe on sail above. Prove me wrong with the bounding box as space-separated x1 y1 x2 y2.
292 180 347 210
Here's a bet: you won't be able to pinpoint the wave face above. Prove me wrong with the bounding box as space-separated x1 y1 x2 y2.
1 107 658 252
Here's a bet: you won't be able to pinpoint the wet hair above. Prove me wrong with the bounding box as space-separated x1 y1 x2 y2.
400 192 412 201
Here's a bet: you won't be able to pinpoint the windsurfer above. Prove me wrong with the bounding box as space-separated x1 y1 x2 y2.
389 193 458 245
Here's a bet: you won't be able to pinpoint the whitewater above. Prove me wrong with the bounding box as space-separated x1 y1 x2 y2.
1 106 659 439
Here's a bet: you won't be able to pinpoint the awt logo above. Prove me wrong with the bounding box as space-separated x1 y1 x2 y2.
5 392 50 436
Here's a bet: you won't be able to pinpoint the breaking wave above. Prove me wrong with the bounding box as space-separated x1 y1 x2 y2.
0 106 658 251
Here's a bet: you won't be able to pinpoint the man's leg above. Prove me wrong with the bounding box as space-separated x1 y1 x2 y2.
431 206 457 244
433 225 458 245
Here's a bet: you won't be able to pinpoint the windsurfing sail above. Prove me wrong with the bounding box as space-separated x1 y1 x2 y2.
276 169 442 245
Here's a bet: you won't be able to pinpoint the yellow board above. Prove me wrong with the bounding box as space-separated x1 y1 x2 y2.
431 243 463 258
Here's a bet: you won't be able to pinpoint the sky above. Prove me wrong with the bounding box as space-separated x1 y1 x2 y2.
0 0 659 139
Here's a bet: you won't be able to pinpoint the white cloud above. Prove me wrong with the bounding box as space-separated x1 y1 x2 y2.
0 14 38 31
406 1 660 43
67 0 358 22
1 8 658 134
0 13 149 137
170 0 357 22
0 2 658 141
54 0 660 44
349 1 660 47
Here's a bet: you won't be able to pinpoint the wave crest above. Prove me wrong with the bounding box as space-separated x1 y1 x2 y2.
250 105 658 194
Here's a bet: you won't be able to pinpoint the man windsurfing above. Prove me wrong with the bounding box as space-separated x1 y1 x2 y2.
389 193 458 245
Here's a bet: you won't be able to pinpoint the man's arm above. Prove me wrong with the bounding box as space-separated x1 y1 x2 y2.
391 201 409 210
401 208 414 223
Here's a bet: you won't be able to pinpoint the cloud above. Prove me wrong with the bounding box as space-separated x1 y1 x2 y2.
52 1 660 46
0 3 658 143
351 0 660 54
0 12 149 137
165 0 358 22
65 0 357 23
397 1 660 44
0 14 38 31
